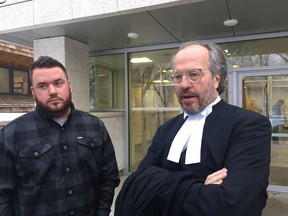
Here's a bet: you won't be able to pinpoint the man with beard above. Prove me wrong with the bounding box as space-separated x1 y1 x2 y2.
115 41 271 216
0 56 120 216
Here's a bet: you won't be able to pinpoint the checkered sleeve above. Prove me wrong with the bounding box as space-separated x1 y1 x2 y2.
94 121 120 216
0 129 17 216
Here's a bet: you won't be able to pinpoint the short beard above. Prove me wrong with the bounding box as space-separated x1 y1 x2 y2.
179 83 216 115
35 93 72 119
182 101 206 115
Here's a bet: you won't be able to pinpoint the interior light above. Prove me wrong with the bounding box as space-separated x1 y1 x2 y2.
153 80 170 83
232 64 240 68
223 19 238 27
127 32 139 39
130 57 153 63
161 69 173 73
224 49 231 56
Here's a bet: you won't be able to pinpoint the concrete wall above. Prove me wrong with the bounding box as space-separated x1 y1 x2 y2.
0 0 202 33
91 112 125 171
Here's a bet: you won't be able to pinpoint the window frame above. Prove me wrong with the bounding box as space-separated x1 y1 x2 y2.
0 67 31 95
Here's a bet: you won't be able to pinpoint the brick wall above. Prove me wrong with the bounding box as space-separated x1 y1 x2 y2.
0 95 35 113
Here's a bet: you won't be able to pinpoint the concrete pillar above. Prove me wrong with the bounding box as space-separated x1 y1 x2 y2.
33 36 89 112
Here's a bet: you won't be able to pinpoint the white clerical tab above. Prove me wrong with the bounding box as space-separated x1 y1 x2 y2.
184 114 204 164
168 96 220 164
167 114 205 164
167 116 192 163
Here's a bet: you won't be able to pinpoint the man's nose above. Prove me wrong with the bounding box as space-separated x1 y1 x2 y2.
179 74 192 87
48 85 57 94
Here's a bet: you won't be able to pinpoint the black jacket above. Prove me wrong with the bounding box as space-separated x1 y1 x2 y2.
115 165 198 216
129 100 271 216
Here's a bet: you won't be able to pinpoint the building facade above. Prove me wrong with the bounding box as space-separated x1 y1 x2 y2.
1 0 288 215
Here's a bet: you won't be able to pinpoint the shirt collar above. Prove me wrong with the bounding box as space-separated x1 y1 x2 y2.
183 96 221 119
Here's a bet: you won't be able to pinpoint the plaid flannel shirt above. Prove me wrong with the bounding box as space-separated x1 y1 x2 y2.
0 105 120 216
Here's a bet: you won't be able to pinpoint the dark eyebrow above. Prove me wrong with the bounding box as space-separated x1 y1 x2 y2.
36 78 65 86
55 78 64 83
36 81 46 86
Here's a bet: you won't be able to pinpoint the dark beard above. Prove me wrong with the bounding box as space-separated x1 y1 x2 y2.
179 82 216 115
35 94 72 119
182 102 206 115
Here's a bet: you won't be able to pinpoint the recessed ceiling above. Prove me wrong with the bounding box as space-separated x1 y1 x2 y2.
0 0 288 54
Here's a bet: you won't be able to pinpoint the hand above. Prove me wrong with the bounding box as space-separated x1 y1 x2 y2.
204 168 228 185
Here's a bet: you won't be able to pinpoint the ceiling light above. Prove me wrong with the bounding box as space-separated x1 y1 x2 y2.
223 19 238 27
127 32 139 39
232 64 240 68
130 57 153 63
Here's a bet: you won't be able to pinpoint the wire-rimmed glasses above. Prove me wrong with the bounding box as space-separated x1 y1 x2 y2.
169 69 208 85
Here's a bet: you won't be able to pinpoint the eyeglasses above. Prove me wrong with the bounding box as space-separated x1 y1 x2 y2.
169 69 208 85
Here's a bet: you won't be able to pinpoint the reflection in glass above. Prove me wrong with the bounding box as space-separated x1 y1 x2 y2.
220 37 288 69
129 49 179 171
14 70 29 94
89 54 125 110
243 76 267 115
243 75 288 186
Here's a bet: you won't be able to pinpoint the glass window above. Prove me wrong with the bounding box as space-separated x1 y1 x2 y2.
219 37 288 69
128 49 180 171
14 70 29 94
243 75 288 186
0 67 10 93
243 76 267 115
89 54 125 110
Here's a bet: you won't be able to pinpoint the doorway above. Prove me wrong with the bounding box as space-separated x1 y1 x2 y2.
235 68 288 186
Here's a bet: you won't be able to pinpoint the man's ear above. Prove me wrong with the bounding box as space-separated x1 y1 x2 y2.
214 73 221 89
68 80 72 92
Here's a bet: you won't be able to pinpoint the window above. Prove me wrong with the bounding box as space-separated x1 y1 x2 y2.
0 67 10 93
0 67 30 95
89 54 125 110
220 37 288 69
243 74 288 186
14 70 29 94
128 49 179 171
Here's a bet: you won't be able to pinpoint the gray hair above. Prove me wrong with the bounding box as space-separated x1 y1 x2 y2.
176 41 227 94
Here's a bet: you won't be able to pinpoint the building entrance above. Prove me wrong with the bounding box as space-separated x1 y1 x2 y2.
235 68 288 186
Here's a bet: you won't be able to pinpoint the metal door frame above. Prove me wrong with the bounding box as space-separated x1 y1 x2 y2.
228 66 288 193
228 67 288 107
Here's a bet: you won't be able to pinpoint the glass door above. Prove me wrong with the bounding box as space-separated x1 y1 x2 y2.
237 69 288 187
128 49 179 171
